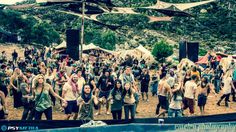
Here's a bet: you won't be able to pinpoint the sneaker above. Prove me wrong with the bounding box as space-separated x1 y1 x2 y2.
106 111 110 115
146 99 149 102
217 102 220 106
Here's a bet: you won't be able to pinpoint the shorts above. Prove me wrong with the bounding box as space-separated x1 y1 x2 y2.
64 100 79 114
183 97 195 114
198 94 207 107
99 90 110 99
158 95 169 110
141 85 148 93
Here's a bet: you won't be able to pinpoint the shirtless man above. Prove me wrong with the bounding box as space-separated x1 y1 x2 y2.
156 73 171 117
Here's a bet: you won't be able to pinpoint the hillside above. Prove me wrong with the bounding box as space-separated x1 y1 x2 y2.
0 0 235 54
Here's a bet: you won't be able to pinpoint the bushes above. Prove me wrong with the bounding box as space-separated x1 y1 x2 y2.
152 40 173 62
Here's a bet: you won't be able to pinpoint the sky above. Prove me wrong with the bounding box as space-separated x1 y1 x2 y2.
0 0 25 5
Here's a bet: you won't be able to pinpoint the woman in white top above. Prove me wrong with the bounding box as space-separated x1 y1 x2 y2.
217 71 235 107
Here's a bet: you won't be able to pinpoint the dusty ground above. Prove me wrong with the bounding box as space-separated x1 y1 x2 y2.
0 43 25 60
5 92 236 120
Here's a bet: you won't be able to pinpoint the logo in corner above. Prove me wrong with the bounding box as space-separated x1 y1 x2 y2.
1 125 7 132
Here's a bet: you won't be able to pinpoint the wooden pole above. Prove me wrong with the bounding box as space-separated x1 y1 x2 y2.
80 1 85 61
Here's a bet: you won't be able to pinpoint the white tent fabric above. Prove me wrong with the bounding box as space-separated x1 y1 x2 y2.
54 42 113 54
115 45 156 64
83 43 98 50
135 45 152 56
144 0 216 11
83 43 114 54
54 41 66 49
134 45 155 62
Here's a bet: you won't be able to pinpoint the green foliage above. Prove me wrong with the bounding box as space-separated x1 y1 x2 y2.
0 0 235 53
99 30 117 50
199 48 207 56
152 40 173 62
30 22 60 46
0 9 60 46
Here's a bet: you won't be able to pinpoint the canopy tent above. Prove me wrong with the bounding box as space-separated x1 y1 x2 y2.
54 41 66 49
115 49 137 59
134 45 155 63
115 45 156 64
144 0 216 11
83 43 114 54
219 56 235 72
196 54 209 64
54 42 113 54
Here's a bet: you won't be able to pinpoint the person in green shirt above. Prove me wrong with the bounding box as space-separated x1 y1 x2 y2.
109 79 123 120
77 84 98 120
32 74 66 120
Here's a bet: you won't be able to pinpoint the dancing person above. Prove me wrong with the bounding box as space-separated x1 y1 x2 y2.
10 68 24 109
217 72 236 107
156 73 171 117
55 69 68 109
33 74 66 120
123 82 136 120
62 74 80 120
140 68 150 102
96 70 114 115
109 79 123 120
197 77 216 115
214 65 224 94
168 82 183 117
183 75 198 116
77 84 98 120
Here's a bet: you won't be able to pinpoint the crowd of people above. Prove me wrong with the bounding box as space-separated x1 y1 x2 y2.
0 47 235 121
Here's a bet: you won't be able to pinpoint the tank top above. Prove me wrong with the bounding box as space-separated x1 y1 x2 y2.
35 85 52 112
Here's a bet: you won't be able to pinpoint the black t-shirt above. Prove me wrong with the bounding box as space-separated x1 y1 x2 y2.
140 73 150 86
12 52 18 59
97 75 114 91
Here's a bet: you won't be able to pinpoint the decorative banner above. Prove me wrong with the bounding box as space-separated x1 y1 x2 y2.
4 0 216 27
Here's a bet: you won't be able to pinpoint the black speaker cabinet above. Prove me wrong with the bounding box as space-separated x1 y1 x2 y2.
187 42 199 62
66 29 80 60
179 41 187 62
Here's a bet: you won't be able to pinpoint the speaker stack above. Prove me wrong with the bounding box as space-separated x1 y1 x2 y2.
179 41 199 62
66 29 80 60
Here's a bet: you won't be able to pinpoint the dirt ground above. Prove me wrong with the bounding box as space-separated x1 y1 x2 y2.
0 43 25 59
6 92 236 120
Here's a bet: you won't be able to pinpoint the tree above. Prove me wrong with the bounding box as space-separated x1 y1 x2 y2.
152 40 173 62
99 30 117 50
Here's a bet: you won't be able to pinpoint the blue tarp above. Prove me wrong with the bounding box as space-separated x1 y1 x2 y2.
36 122 236 132
1 112 236 131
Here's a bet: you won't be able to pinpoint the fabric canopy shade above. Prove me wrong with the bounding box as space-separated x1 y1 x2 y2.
155 5 192 17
